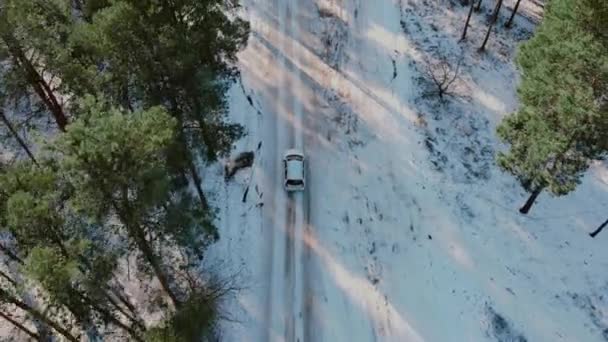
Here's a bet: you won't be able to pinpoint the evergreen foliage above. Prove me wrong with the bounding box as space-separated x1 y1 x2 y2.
496 0 608 213
0 0 248 339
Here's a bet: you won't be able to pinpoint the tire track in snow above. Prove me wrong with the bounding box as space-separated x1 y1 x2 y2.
289 0 307 341
282 1 298 341
266 0 290 340
284 197 296 340
266 0 306 340
303 174 313 342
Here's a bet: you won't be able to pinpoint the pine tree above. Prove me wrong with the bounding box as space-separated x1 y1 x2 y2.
0 0 249 213
0 96 218 338
496 0 608 214
0 285 80 342
0 1 246 337
3 0 98 97
52 97 180 307
0 161 144 340
53 96 216 309
70 0 249 156
69 0 249 209
0 1 74 131
0 28 69 131
0 258 78 341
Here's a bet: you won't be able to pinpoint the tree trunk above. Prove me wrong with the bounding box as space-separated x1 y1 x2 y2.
30 229 142 340
132 225 181 308
71 250 142 329
0 110 38 165
479 0 503 51
0 310 40 340
491 0 504 18
73 290 144 342
167 96 210 211
67 245 142 329
49 287 100 342
461 1 476 41
37 76 67 130
1 32 68 131
590 218 608 238
0 270 17 287
121 218 181 309
105 182 182 310
122 188 180 307
102 288 144 332
505 0 522 28
110 286 137 314
0 288 80 342
519 187 542 214
188 156 209 210
48 230 145 338
475 0 483 12
0 269 52 340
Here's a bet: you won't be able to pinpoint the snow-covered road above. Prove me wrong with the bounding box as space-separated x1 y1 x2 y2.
206 0 608 341
257 0 308 340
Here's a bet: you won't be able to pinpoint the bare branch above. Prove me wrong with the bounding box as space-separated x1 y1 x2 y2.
422 51 464 99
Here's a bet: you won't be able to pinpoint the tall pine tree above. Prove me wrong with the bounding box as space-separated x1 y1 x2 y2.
69 0 249 209
497 0 608 214
52 96 217 309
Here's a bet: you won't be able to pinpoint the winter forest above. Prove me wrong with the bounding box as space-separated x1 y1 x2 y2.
0 0 606 341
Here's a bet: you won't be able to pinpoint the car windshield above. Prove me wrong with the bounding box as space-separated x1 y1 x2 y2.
286 179 303 186
287 155 303 161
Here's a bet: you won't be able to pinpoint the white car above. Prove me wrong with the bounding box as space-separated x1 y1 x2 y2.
283 149 305 191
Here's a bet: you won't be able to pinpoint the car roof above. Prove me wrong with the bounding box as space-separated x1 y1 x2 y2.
286 158 304 180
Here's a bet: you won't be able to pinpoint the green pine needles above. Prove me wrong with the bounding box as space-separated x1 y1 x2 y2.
496 0 608 214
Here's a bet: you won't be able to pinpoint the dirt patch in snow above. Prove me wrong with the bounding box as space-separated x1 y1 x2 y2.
567 287 608 341
487 305 528 342
315 3 349 70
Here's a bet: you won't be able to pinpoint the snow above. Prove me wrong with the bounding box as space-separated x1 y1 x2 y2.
204 0 608 341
